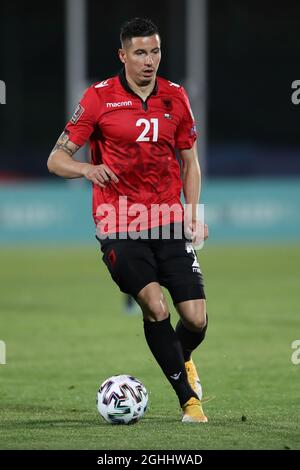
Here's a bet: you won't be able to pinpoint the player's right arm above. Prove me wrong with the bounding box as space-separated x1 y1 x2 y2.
47 131 118 188
47 131 86 178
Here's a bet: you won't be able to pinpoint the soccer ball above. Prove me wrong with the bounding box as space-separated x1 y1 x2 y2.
96 374 148 424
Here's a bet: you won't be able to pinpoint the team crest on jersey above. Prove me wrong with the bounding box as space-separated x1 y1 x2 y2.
161 98 173 111
71 104 84 124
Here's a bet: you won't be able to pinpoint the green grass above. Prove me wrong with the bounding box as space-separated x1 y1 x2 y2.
0 244 299 449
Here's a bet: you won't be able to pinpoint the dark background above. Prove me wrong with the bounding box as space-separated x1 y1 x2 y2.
0 0 299 178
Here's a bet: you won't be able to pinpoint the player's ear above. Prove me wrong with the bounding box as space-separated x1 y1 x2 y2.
118 48 126 64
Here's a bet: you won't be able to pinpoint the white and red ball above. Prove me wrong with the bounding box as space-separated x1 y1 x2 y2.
97 374 148 424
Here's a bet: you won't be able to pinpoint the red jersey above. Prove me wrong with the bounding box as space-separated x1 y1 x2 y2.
65 70 197 235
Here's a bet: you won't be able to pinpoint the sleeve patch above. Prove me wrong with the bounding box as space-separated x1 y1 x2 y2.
71 104 85 124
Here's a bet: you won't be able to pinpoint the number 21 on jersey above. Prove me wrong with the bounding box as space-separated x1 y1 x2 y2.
136 118 158 142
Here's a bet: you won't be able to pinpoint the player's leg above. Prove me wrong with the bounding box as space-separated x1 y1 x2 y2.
100 239 198 412
136 281 199 407
172 296 208 423
175 299 208 400
156 238 208 422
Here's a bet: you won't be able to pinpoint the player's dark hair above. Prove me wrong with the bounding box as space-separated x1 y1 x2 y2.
120 18 160 46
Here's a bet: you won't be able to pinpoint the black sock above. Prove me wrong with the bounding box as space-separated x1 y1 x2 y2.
143 316 198 406
175 314 208 362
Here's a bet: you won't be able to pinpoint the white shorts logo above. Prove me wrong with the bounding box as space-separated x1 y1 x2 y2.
185 243 201 273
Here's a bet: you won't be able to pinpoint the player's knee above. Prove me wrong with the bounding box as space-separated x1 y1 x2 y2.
186 311 207 331
190 301 207 330
137 284 168 321
143 298 168 321
192 315 207 331
138 295 168 321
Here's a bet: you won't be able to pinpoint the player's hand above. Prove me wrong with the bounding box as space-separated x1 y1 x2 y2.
185 219 209 248
81 163 119 188
203 223 209 240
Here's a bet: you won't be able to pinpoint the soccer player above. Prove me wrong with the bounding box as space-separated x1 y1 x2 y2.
47 18 209 423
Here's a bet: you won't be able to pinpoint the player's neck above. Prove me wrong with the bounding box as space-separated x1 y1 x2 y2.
126 75 156 101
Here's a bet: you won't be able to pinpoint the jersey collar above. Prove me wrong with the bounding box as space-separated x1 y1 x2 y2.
118 68 158 99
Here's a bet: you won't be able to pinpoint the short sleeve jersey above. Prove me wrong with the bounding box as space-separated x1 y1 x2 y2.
65 70 197 235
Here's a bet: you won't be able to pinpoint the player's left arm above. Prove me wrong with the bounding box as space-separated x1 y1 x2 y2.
179 142 208 241
180 141 200 218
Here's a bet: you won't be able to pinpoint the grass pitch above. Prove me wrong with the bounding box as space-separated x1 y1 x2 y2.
0 244 299 450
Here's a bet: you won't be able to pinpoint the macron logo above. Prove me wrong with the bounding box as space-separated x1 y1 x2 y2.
106 101 133 108
170 372 182 381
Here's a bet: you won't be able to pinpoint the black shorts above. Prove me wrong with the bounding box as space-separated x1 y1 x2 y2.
98 231 206 304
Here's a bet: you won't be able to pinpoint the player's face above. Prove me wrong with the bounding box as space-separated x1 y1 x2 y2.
119 34 161 86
